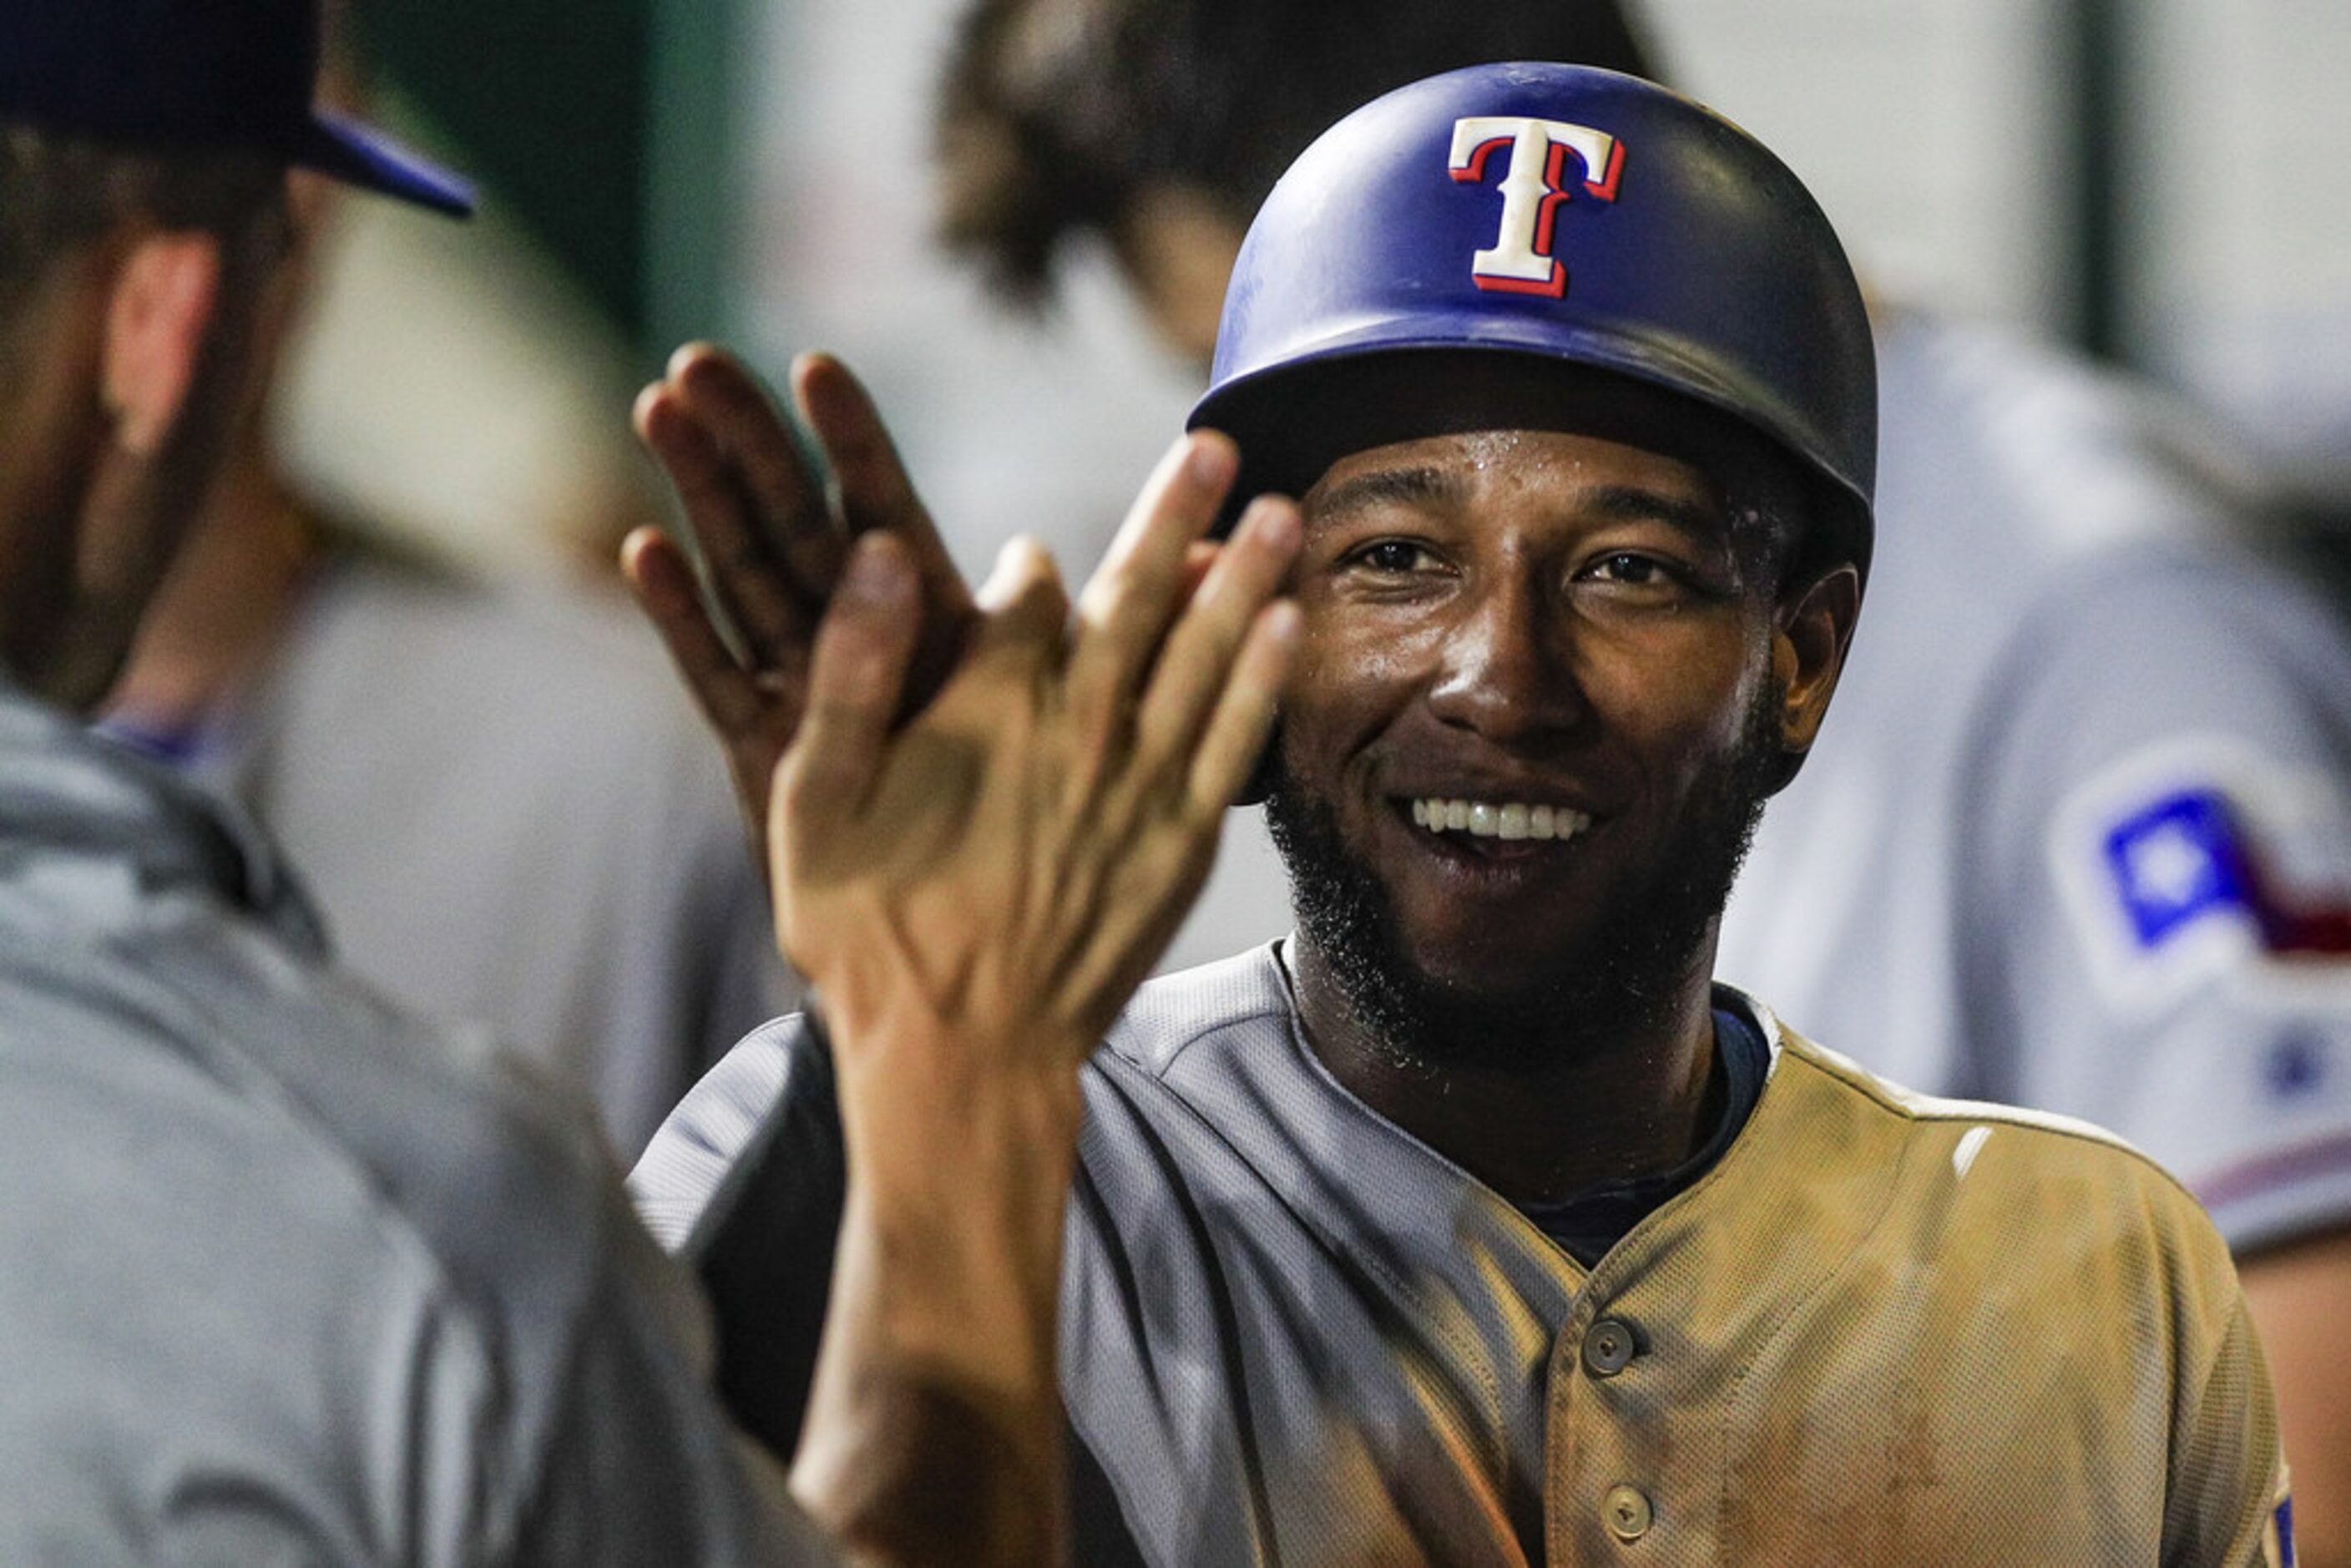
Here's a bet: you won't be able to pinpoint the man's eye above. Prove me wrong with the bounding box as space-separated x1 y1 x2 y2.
1350 540 1433 574
1587 553 1673 586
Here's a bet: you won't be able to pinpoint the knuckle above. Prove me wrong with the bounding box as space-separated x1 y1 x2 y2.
775 752 822 818
785 748 862 817
1064 672 1124 754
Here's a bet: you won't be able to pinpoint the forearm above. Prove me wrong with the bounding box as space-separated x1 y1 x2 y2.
788 1042 1084 1566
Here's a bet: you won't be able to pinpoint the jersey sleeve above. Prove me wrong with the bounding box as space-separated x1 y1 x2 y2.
629 1012 849 1461
1964 547 2351 1253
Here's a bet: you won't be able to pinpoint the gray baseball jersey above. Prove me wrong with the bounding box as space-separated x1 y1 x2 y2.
0 682 829 1563
121 545 799 1158
635 943 2288 1565
1718 311 2351 1254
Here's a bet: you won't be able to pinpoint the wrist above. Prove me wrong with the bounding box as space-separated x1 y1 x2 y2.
820 999 1090 1170
835 1107 1078 1364
825 1010 1085 1362
789 1362 1064 1566
795 1205 1070 1566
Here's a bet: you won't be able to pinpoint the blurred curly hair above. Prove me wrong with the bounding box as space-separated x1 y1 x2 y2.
936 0 1658 309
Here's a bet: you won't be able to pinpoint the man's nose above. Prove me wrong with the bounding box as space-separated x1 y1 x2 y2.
1423 573 1586 744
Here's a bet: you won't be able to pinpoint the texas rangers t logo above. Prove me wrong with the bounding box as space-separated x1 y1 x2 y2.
1449 116 1624 296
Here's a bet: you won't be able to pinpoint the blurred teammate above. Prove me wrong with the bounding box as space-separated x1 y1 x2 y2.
933 3 2351 1553
637 63 2289 1561
0 0 1279 1555
100 6 790 1157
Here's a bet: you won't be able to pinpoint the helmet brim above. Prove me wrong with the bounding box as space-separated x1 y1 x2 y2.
1191 335 1873 588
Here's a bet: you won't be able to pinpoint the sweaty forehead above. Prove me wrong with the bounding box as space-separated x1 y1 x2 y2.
1304 427 1727 530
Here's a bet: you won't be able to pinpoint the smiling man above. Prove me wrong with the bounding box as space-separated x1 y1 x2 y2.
635 63 2289 1563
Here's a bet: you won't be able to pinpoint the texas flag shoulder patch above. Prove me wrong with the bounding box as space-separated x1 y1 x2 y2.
2101 787 2253 950
2052 738 2351 1012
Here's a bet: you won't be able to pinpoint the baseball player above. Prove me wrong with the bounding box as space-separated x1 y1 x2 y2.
99 10 795 1160
635 64 2292 1562
933 3 2351 1551
0 0 1268 1555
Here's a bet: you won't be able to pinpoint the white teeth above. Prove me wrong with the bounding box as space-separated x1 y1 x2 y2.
1413 797 1590 842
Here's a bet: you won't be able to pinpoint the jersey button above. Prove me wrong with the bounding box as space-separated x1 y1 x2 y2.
1603 1484 1653 1541
1582 1317 1638 1377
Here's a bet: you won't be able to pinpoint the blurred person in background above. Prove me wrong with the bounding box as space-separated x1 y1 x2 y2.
0 0 1259 1555
99 1 793 1159
933 0 2351 1554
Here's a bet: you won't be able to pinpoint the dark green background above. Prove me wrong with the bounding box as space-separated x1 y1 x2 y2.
358 0 743 364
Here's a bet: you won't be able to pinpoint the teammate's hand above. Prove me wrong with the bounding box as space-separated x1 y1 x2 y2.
623 346 976 876
776 431 1299 1564
779 428 1299 1077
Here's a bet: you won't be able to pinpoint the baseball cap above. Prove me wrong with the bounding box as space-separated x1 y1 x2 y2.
0 0 474 217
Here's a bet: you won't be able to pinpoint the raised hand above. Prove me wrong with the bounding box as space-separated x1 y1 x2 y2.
776 432 1301 1565
776 430 1298 1070
623 346 976 870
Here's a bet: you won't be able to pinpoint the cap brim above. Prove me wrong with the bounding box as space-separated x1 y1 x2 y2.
293 110 475 218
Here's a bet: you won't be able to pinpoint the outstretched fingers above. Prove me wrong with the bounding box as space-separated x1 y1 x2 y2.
795 355 971 614
636 345 829 660
778 534 924 837
1189 601 1302 814
674 346 849 599
1133 494 1303 799
620 524 766 737
796 354 981 713
1067 432 1241 725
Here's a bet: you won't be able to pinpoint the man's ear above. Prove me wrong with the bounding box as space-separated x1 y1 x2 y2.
102 231 223 458
1772 562 1861 759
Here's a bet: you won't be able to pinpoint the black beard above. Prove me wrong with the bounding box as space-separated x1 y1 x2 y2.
1265 681 1786 1077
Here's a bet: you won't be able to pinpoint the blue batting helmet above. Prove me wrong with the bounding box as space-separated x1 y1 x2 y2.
1189 62 1874 580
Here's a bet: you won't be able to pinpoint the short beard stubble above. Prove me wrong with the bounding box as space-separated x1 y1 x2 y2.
1264 676 1787 1078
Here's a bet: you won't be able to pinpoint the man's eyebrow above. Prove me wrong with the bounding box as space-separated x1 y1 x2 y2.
1305 466 1464 528
1585 483 1730 544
